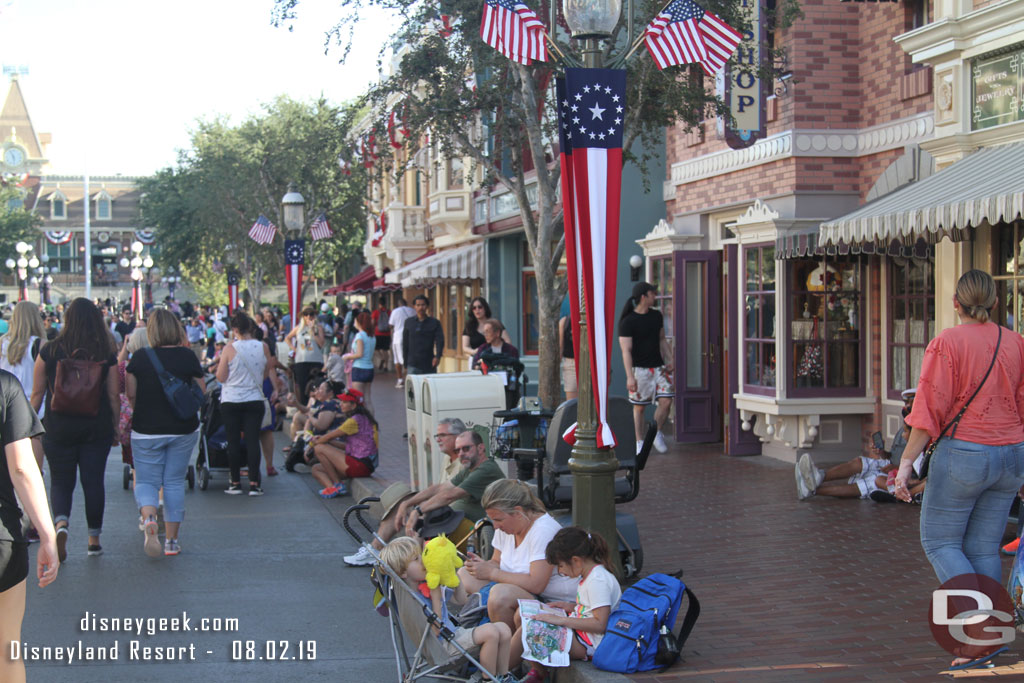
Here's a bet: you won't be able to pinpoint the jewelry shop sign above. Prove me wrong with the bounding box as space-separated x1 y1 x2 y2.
971 46 1024 131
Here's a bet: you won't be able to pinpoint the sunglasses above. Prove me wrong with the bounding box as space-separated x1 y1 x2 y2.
456 444 476 454
472 305 485 310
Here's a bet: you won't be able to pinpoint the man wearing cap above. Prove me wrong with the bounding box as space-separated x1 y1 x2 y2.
342 417 470 566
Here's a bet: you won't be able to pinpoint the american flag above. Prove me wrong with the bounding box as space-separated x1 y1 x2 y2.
310 212 333 241
480 0 548 65
645 0 741 76
248 214 277 245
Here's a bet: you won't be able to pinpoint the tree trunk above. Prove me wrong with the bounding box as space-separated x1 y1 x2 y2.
534 251 564 410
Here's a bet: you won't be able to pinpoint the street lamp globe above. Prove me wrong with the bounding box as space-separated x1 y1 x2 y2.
28 257 38 269
131 256 142 268
41 253 49 264
119 258 130 268
15 242 29 255
131 241 144 255
4 259 14 269
45 275 53 285
142 256 154 269
16 257 27 269
282 182 305 232
131 269 142 281
629 254 643 269
563 0 621 38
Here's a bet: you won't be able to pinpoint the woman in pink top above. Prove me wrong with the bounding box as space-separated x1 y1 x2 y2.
895 270 1024 663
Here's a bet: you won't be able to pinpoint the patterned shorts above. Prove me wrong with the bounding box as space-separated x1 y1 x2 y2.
628 366 674 405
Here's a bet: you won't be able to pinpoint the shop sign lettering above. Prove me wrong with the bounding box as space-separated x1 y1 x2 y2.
971 48 1024 131
720 0 765 149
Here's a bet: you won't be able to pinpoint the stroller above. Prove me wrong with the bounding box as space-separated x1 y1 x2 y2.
475 351 526 410
343 499 500 683
195 385 230 490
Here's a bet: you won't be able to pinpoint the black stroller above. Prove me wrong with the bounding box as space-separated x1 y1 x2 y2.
195 386 230 490
475 351 527 410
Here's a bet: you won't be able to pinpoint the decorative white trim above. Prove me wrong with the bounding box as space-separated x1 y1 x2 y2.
895 1 1024 64
635 218 702 258
733 199 780 228
667 113 935 188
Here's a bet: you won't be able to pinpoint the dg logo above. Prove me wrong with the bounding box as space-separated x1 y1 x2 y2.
930 573 1015 659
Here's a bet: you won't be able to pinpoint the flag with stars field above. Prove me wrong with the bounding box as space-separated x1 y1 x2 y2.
284 239 305 326
557 67 625 450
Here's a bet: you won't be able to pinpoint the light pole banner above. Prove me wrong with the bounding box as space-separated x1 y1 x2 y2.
284 239 305 326
556 67 626 449
227 271 240 314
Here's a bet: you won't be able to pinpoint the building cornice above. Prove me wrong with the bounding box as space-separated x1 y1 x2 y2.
894 1 1024 64
664 112 935 196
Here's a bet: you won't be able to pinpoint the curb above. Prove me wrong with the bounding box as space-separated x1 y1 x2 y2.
346 476 630 683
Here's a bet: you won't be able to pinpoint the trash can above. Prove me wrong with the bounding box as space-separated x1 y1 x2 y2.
404 372 482 489
419 373 507 487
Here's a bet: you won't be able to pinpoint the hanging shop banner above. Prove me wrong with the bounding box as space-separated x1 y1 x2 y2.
227 271 240 314
284 239 305 326
720 0 765 149
971 45 1024 131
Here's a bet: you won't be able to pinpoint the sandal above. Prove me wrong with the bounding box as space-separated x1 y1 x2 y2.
266 465 279 477
948 646 1008 671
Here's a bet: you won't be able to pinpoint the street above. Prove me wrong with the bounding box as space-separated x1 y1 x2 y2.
19 427 392 683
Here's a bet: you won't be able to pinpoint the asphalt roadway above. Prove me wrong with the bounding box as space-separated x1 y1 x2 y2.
19 433 393 683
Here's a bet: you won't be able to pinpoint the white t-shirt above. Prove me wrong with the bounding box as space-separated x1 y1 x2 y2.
388 306 416 340
571 565 621 648
492 513 578 602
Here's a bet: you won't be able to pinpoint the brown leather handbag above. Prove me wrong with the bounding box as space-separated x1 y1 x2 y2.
50 349 104 417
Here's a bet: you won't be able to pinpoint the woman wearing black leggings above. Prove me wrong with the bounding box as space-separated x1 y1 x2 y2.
216 313 272 496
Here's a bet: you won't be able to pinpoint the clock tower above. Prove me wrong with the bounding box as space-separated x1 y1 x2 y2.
0 71 49 176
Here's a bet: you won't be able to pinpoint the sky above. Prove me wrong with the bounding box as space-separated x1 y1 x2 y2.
0 0 395 176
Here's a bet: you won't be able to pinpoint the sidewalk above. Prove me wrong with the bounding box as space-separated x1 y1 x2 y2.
359 375 1021 681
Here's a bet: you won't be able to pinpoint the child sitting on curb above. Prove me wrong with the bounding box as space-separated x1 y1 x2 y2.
381 537 519 683
511 527 621 683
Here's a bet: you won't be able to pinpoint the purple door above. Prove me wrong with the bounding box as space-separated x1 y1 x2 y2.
674 251 722 443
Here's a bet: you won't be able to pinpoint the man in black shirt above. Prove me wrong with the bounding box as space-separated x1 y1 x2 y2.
618 282 673 454
402 295 444 375
113 306 135 341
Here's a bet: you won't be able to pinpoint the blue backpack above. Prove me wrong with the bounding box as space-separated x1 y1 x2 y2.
593 573 700 674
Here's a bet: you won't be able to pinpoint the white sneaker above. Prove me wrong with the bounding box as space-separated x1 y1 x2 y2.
396 378 404 388
796 453 819 500
636 440 644 455
653 431 668 453
344 546 376 567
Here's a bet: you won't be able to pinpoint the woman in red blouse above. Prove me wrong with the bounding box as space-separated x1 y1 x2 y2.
895 270 1024 665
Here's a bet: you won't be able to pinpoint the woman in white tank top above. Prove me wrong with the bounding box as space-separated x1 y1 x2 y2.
215 312 272 496
0 301 48 490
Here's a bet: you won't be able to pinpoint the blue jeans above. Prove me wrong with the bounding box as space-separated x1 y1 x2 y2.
920 437 1024 584
44 435 113 537
132 432 200 524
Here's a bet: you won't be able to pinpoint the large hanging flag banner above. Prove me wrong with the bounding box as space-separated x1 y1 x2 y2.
45 230 72 245
644 0 742 76
480 0 548 65
248 214 277 245
310 212 333 241
371 210 388 247
227 271 240 314
557 67 626 449
284 239 305 326
388 106 410 149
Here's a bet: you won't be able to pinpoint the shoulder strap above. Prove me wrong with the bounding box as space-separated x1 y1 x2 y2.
143 346 169 377
945 325 1002 440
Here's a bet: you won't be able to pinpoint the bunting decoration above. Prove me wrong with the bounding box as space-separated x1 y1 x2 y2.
45 230 72 245
227 271 240 314
556 68 626 450
439 14 454 38
284 239 305 326
310 212 333 241
338 153 352 176
361 134 379 168
134 229 156 245
388 106 410 149
371 211 387 247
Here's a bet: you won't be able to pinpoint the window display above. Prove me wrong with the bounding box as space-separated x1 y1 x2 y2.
889 258 934 397
790 257 862 393
743 245 776 391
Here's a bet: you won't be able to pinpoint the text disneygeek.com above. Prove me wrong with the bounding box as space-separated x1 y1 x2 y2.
9 612 317 664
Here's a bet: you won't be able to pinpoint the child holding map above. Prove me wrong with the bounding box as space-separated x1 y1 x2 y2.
512 527 622 683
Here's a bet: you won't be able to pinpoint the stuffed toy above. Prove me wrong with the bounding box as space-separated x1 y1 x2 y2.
422 534 463 590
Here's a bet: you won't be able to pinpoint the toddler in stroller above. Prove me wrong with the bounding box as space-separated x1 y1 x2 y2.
380 536 519 683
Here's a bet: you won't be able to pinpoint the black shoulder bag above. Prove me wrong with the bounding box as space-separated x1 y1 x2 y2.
919 325 1002 478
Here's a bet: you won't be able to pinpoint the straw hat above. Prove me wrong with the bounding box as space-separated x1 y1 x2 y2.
378 482 414 521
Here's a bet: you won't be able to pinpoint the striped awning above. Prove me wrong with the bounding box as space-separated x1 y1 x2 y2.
385 242 485 287
820 142 1024 248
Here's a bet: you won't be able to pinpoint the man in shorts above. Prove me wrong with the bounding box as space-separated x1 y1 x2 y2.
388 298 417 388
618 282 673 454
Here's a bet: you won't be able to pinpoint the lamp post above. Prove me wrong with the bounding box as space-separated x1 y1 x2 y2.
561 0 623 573
162 268 180 301
129 241 146 315
281 183 306 326
13 241 32 301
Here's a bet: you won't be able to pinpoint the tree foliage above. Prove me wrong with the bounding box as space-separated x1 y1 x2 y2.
140 97 367 311
0 180 42 275
273 0 798 407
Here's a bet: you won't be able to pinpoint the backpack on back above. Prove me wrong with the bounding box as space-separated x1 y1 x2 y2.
592 573 700 674
50 348 104 417
376 311 390 333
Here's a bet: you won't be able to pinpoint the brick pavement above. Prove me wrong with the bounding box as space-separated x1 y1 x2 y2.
365 377 1023 681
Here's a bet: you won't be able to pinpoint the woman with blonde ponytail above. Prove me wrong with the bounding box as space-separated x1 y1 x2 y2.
459 479 579 630
895 269 1024 670
0 301 46 403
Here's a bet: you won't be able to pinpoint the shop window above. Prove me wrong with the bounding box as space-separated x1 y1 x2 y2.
888 258 934 398
95 191 112 220
51 192 67 220
447 284 459 352
789 257 863 395
522 273 539 355
994 220 1024 334
743 244 776 393
650 256 674 341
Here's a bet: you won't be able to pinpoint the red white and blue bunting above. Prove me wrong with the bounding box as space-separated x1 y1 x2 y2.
45 230 72 245
134 229 156 245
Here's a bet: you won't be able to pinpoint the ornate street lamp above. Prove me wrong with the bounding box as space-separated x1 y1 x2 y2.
281 183 306 326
